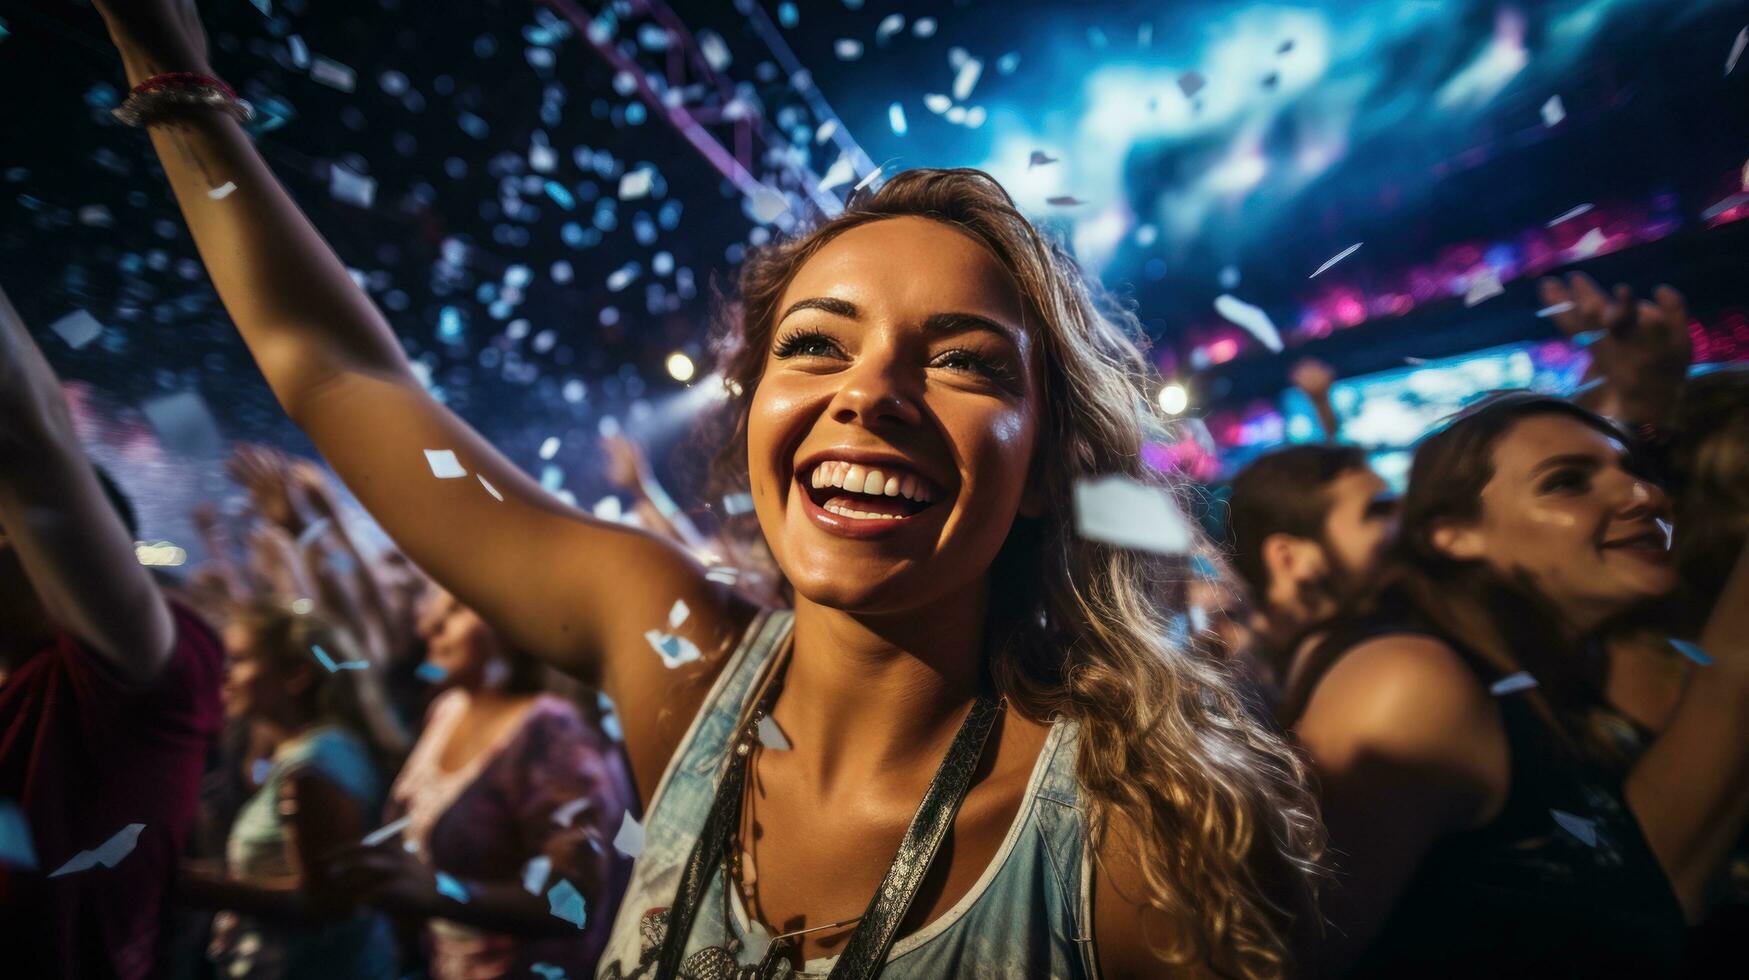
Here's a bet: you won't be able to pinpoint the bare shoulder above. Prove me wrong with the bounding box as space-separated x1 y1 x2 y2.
1296 633 1508 810
1092 806 1223 980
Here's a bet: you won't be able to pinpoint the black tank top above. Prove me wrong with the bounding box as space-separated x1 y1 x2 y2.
1318 617 1688 978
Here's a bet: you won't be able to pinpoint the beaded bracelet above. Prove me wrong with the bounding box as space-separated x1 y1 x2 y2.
111 72 256 128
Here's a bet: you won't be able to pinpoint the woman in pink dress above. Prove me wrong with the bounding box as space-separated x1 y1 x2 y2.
329 588 635 978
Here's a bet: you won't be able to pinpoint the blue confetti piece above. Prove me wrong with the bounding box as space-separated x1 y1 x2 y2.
250 759 274 785
49 823 145 877
1550 809 1598 848
546 878 587 928
1189 554 1219 579
0 801 38 870
1669 638 1714 666
415 661 449 684
1489 672 1538 697
531 964 567 980
435 871 470 903
544 180 576 210
311 644 367 672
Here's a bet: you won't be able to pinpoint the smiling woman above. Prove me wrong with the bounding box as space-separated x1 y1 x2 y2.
85 3 1317 974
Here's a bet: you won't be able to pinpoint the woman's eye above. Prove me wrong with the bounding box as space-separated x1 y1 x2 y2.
933 349 1009 380
772 330 841 359
1539 470 1589 494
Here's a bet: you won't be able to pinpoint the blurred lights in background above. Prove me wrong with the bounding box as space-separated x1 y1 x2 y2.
665 351 696 383
1158 382 1188 416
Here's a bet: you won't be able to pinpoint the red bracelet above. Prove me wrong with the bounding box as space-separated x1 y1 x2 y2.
112 72 253 128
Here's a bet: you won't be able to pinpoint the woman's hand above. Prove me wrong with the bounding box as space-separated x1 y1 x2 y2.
228 444 304 531
1537 273 1692 426
90 0 213 85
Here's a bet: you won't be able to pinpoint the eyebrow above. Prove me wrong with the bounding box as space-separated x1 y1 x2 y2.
777 296 1020 346
1530 453 1604 476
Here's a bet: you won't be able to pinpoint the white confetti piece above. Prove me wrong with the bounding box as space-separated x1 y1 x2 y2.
875 14 905 43
613 811 644 858
817 154 856 191
435 871 470 902
722 491 756 515
699 31 731 71
1489 672 1538 696
834 38 863 61
424 449 467 479
1728 26 1747 76
645 629 701 668
667 599 690 629
1072 475 1194 556
328 165 376 208
309 55 356 92
757 714 790 751
77 204 113 227
539 436 561 460
522 855 553 895
1463 269 1504 307
141 391 224 457
1550 809 1598 847
705 566 739 585
207 181 238 200
1540 94 1565 127
478 474 503 501
361 815 412 847
1213 294 1283 352
606 262 641 291
552 797 591 827
923 93 952 114
547 879 587 928
1309 243 1362 279
0 801 38 870
47 310 104 350
49 823 145 878
1535 301 1575 318
618 168 654 200
952 58 983 102
1569 227 1608 259
888 102 908 136
1545 203 1593 227
852 164 887 196
748 188 790 223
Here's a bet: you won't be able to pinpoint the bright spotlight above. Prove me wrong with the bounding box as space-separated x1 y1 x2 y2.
1158 383 1188 415
665 352 696 383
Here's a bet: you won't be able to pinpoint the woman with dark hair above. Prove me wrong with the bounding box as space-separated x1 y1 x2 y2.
184 603 408 979
1283 392 1749 977
326 587 635 978
88 2 1323 976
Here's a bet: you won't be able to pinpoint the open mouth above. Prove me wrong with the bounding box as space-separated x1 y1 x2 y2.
1599 526 1671 561
797 459 944 523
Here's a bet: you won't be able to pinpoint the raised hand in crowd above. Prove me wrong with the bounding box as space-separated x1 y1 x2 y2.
1290 357 1341 442
1538 272 1693 429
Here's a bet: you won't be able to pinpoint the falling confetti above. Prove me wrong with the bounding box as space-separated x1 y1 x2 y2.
1213 294 1283 352
722 492 756 515
1046 195 1087 206
1540 95 1565 127
1668 638 1714 666
477 474 503 502
1309 242 1362 278
1028 151 1059 168
1535 301 1575 318
1176 70 1206 98
1728 26 1747 75
414 661 448 684
1463 269 1504 307
1569 227 1608 258
552 797 591 827
757 714 790 751
834 39 863 61
49 823 146 878
436 871 471 903
309 56 357 92
952 57 983 101
0 801 37 870
888 102 908 136
1550 809 1598 848
748 188 790 223
328 166 375 208
311 643 368 673
1488 672 1538 696
251 758 274 784
207 181 238 200
875 14 905 44
613 811 644 858
532 965 568 980
424 449 467 479
141 391 224 457
547 879 587 928
618 168 654 200
667 599 690 629
644 628 701 668
361 815 412 847
1544 203 1593 227
523 855 553 895
1072 475 1194 556
47 310 104 350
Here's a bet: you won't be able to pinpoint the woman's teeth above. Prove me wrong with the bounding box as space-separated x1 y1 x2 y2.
822 499 907 520
808 461 935 503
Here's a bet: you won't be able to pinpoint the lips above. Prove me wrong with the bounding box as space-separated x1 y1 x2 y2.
1599 526 1672 564
790 449 951 539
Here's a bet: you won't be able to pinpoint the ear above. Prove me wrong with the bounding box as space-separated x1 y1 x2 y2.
1430 521 1487 561
1261 533 1324 591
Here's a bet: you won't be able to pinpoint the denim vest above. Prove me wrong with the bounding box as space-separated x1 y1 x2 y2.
597 609 1098 979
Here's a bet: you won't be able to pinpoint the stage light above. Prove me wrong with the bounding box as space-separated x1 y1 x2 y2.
1159 383 1189 416
666 352 696 382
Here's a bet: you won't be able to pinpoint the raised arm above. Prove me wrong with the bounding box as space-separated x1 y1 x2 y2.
1625 542 1749 919
87 2 750 754
0 283 175 684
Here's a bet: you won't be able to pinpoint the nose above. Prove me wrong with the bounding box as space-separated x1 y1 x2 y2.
1609 472 1670 521
828 350 923 429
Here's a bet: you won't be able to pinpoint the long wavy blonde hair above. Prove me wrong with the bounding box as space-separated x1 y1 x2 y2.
700 169 1321 977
